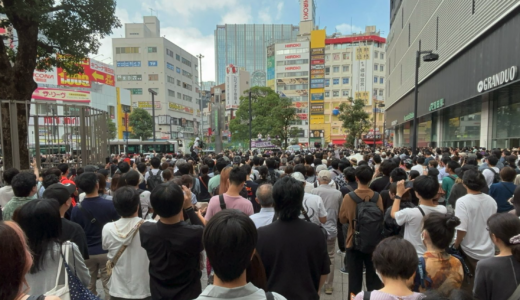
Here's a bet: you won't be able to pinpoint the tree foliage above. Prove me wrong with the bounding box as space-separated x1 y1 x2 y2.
338 98 371 147
0 0 120 168
229 87 297 149
107 117 117 140
129 108 153 141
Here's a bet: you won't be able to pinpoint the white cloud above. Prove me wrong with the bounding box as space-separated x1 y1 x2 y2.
145 0 238 19
258 7 272 23
336 23 365 35
221 6 252 24
276 2 284 20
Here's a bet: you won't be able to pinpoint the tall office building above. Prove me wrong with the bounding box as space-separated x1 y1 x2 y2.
113 16 201 140
214 24 300 85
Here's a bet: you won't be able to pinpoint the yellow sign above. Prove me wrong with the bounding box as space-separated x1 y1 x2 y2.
356 46 370 60
168 102 194 114
310 115 324 124
355 91 370 104
137 101 161 110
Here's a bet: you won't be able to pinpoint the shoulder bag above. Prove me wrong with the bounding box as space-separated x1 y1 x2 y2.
301 208 328 240
106 220 145 277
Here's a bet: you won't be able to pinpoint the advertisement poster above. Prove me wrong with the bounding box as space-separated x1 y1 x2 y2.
32 88 90 103
137 101 161 110
276 78 308 85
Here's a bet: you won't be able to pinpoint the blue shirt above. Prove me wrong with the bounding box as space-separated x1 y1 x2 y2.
489 182 516 213
249 207 275 228
71 196 120 255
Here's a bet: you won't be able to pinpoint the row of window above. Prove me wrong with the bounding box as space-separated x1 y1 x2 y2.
116 47 194 69
277 71 309 78
126 87 195 104
182 70 192 79
324 77 351 86
276 84 308 90
324 90 351 98
329 41 385 49
374 76 384 84
373 88 385 97
181 57 191 67
324 65 350 75
374 64 385 72
276 59 309 66
275 48 310 55
167 75 192 91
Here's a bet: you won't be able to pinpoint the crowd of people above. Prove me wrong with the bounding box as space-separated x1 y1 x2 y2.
1 144 520 300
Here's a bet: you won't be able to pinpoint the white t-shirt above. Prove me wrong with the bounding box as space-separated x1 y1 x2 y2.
455 193 497 260
300 193 328 227
482 167 500 187
395 204 447 256
411 165 425 174
144 168 165 182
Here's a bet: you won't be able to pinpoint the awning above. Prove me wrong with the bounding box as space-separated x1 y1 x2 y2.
364 140 383 145
332 140 345 145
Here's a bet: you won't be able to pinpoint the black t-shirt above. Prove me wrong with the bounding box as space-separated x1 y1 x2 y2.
257 219 330 300
340 182 358 197
61 218 89 260
369 176 390 193
140 219 204 300
245 180 260 213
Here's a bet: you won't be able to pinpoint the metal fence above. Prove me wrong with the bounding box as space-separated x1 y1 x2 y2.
0 100 109 171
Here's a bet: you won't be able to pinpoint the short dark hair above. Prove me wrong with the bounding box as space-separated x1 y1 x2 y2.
487 213 520 263
446 160 460 172
500 166 517 182
339 160 351 172
462 169 486 191
203 210 257 282
331 159 340 170
124 170 140 186
11 172 37 197
273 176 303 220
75 172 98 194
417 157 425 165
390 168 407 183
409 170 420 180
413 175 439 200
423 213 460 249
344 167 356 182
57 163 69 175
42 174 60 189
379 160 397 177
373 155 382 164
487 155 498 167
355 165 373 185
305 155 314 165
3 167 19 185
150 182 184 218
240 164 252 176
113 186 140 217
229 167 246 186
137 163 147 173
150 157 161 168
372 236 418 280
216 158 228 173
266 158 276 169
177 163 191 175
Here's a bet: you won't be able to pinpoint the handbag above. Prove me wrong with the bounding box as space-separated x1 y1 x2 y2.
301 209 329 240
106 220 145 276
45 242 101 300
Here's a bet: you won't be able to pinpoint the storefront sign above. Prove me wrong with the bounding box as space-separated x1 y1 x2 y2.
225 71 240 110
311 55 325 60
290 129 306 138
311 69 324 75
477 66 517 93
32 88 90 103
137 101 161 110
310 104 324 115
311 93 324 101
311 59 325 65
310 83 324 89
428 98 445 112
404 113 414 122
168 102 194 114
311 48 324 55
297 113 308 120
311 65 324 70
311 130 324 138
311 74 324 79
285 54 301 60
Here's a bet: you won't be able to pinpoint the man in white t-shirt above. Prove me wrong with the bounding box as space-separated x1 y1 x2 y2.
454 169 497 291
482 155 500 188
411 156 426 174
391 175 447 256
291 172 327 226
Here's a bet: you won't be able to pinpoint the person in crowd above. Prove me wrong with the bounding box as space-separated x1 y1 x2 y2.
139 182 204 300
137 163 148 190
0 167 19 208
144 157 163 184
392 176 448 256
482 155 500 188
43 183 89 260
242 164 260 213
354 237 423 300
412 157 426 174
510 186 520 217
311 169 343 295
162 168 173 181
71 172 120 298
438 156 450 181
117 161 131 175
474 213 520 300
291 172 328 227
108 173 121 196
340 167 358 196
339 165 383 295
57 163 76 186
448 165 477 208
401 159 413 177
195 210 286 300
489 166 516 213
256 165 271 186
453 169 497 292
256 176 330 300
479 150 504 171
370 160 396 193
14 199 90 295
442 161 460 201
382 168 408 211
208 158 228 194
124 170 152 219
0 221 61 300
249 184 275 228
198 165 212 202
2 172 38 221
417 212 463 294
205 167 253 220
102 187 150 300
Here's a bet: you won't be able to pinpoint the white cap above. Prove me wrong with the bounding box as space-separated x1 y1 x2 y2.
291 172 306 183
318 170 332 181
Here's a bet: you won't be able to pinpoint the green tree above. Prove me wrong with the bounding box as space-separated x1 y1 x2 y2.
0 0 120 168
129 108 153 140
229 86 297 150
107 117 117 140
338 98 371 147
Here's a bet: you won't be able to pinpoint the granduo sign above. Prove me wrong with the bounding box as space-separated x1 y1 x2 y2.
477 66 517 93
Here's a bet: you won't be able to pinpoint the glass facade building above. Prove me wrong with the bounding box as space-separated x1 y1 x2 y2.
215 24 299 85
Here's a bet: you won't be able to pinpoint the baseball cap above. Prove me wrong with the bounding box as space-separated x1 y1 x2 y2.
316 164 328 173
318 170 332 181
291 172 306 183
43 183 76 205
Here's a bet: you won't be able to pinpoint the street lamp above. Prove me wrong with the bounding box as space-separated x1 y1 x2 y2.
412 50 439 156
373 102 385 150
123 107 131 154
148 88 158 141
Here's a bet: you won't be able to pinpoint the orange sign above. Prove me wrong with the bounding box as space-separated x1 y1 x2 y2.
56 57 115 87
57 63 92 88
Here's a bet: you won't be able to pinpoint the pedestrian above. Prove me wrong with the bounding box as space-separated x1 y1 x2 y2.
0 167 19 209
489 166 516 213
249 184 275 228
2 172 38 221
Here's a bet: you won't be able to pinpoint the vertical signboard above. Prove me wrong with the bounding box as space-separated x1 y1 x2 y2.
353 46 373 105
225 65 240 110
300 0 314 22
267 44 275 89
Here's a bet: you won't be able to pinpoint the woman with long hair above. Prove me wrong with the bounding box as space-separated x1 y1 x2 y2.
13 199 90 295
216 167 232 195
474 213 520 300
255 166 270 185
108 173 121 195
0 221 60 300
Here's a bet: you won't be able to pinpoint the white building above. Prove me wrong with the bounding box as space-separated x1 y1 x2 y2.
112 16 201 140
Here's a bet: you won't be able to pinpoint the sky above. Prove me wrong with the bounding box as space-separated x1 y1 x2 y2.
96 0 390 82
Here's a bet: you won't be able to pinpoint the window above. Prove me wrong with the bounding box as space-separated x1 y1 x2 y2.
276 59 309 66
379 89 384 96
374 76 378 83
380 53 384 60
333 78 340 85
37 103 58 114
176 54 180 61
374 64 379 71
167 63 174 71
333 91 339 97
333 66 340 73
168 89 175 97
166 49 174 57
342 53 350 60
115 47 140 54
182 70 193 79
181 57 192 67
148 47 157 53
148 74 158 81
117 75 142 81
380 65 384 72
177 92 182 99
342 77 349 84
374 51 379 58
325 79 330 87
177 80 181 86
342 90 349 97
325 91 330 98
325 54 330 61
182 82 192 91
333 53 340 61
126 88 142 95
167 76 175 84
380 77 384 84
325 67 330 75
176 67 181 74
342 65 349 72
374 89 378 96
183 94 192 102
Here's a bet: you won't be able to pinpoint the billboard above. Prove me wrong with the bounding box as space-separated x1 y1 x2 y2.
55 58 116 88
310 83 324 89
277 78 308 85
225 72 240 110
89 59 115 86
32 88 90 103
300 0 313 22
267 45 275 89
355 46 371 60
278 90 308 97
310 104 324 115
352 45 374 105
311 59 325 65
311 65 324 70
311 48 324 55
311 69 324 75
33 68 58 85
311 93 324 101
137 101 161 110
311 74 324 79
168 102 194 114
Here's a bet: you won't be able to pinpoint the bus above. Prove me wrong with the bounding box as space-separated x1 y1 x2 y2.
109 140 177 155
29 144 71 156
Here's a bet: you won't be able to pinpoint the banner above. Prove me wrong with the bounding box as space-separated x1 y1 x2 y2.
168 102 194 114
251 141 278 148
277 78 308 85
89 59 115 86
311 48 324 55
33 68 58 85
32 88 90 103
225 70 240 110
56 57 91 88
310 104 324 115
311 74 324 79
311 59 325 65
137 101 161 110
311 93 324 101
293 102 308 108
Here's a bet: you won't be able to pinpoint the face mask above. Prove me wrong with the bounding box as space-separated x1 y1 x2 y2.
376 270 383 283
420 232 425 241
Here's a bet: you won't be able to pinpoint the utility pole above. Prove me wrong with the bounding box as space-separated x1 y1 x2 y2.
148 88 157 141
197 54 204 140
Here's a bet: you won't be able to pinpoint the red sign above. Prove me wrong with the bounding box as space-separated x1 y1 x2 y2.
297 113 308 120
285 66 301 71
285 54 301 59
311 59 325 65
57 62 92 88
285 43 301 48
89 60 115 86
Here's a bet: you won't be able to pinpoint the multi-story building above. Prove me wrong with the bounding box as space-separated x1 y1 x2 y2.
386 1 520 148
113 16 201 140
214 24 300 86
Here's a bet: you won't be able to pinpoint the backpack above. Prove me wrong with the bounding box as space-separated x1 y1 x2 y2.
147 170 163 191
267 169 280 185
488 167 500 184
349 191 384 253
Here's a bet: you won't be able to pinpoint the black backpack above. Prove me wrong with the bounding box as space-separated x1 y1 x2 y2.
488 168 500 184
349 191 384 253
147 170 163 191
